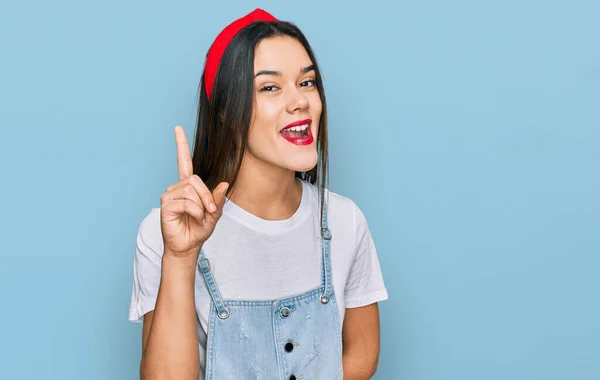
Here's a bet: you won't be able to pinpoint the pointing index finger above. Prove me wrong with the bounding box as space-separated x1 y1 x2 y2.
175 125 193 180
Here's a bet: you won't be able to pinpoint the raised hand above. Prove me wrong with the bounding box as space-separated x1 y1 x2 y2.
160 125 229 258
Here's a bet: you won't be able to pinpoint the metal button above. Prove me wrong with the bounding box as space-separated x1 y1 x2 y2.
285 342 294 352
279 307 292 318
218 308 230 319
320 294 329 304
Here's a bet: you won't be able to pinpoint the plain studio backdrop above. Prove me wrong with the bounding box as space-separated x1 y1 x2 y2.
0 1 598 379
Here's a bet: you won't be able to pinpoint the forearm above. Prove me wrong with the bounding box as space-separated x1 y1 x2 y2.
343 351 378 380
141 252 200 380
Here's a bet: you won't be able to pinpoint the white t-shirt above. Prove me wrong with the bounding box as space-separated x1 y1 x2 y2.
129 179 388 363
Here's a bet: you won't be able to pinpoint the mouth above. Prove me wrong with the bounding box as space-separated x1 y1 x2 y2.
280 119 314 146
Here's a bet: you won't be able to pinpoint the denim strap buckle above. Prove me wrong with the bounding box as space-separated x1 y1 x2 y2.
198 258 211 273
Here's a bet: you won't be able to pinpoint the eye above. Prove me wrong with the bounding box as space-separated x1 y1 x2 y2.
300 79 316 88
259 84 279 92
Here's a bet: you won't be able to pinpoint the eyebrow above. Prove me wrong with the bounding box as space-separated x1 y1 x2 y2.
254 65 315 78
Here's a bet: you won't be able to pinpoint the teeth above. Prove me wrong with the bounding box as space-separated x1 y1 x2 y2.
283 124 309 132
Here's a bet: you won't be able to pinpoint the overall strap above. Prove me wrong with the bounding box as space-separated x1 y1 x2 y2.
320 186 334 304
198 248 230 319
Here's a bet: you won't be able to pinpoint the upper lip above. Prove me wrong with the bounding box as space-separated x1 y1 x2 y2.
281 118 311 132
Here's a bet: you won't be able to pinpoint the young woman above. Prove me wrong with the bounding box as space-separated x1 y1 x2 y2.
129 8 388 380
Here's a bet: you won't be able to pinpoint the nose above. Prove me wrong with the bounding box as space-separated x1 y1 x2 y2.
285 85 309 114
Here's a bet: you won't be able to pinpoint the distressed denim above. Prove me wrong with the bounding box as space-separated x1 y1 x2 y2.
198 194 343 380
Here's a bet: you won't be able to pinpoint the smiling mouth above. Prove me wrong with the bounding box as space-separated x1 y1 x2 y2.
280 123 314 146
280 123 310 139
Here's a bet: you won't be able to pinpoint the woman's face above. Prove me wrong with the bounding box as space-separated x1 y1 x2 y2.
246 36 322 174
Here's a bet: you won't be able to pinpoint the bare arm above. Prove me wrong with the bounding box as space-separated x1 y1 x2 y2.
138 125 229 379
140 252 200 380
342 303 381 379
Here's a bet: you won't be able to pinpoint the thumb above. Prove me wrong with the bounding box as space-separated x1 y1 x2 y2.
212 182 230 216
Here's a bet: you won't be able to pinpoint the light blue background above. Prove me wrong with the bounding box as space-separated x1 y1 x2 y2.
1 0 598 379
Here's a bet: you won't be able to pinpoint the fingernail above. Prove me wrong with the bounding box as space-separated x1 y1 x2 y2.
209 202 216 212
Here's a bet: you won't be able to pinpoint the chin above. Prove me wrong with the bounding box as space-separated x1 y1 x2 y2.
286 155 318 173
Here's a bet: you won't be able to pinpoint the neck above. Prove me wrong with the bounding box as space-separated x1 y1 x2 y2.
228 155 303 221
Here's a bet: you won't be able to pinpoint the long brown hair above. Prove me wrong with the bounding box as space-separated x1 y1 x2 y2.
191 20 329 219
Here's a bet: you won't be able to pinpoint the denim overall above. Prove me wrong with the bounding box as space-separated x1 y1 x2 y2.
197 193 343 380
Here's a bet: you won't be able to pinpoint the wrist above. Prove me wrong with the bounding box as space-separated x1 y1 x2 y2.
161 250 200 279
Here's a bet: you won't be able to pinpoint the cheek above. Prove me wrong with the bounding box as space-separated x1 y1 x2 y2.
310 94 323 120
253 97 281 127
248 99 281 148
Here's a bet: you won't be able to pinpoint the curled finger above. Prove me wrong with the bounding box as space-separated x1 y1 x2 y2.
164 198 206 225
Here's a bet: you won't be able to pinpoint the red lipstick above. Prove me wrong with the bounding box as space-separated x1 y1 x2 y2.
280 119 313 146
281 118 312 131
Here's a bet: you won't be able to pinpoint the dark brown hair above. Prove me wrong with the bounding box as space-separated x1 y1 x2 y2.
191 20 329 219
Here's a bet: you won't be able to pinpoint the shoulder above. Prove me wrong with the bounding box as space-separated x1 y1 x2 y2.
136 208 164 255
303 181 367 233
138 207 161 235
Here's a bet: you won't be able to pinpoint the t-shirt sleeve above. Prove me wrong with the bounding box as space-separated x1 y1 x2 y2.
344 202 389 308
128 208 164 323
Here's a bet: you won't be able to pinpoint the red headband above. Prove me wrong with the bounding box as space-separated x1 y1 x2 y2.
204 8 277 101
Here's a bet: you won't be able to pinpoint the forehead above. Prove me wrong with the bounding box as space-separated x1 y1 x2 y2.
254 36 312 73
